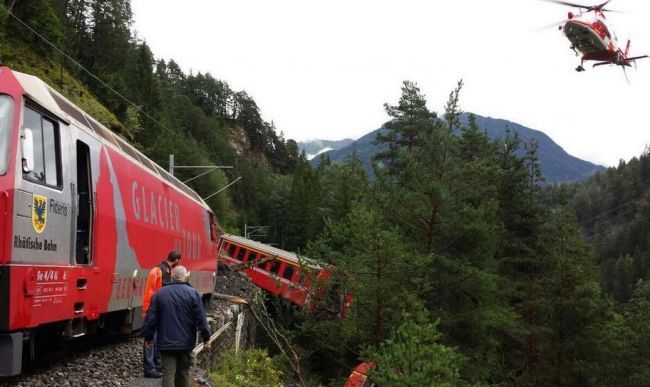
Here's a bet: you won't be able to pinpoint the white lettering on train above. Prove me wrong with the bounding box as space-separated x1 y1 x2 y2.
131 179 202 259
158 195 166 228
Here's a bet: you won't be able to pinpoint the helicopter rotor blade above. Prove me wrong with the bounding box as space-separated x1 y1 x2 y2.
539 0 592 9
539 0 591 9
622 65 630 84
593 0 612 10
533 18 569 32
539 0 620 12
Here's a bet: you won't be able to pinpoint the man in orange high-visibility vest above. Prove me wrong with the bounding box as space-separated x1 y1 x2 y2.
142 251 181 378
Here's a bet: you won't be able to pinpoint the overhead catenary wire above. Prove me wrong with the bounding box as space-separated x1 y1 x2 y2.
0 3 180 140
1 5 247 195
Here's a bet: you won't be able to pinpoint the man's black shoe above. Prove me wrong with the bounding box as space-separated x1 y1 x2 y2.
144 371 162 378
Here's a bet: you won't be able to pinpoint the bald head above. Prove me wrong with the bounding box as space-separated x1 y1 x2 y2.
171 265 189 282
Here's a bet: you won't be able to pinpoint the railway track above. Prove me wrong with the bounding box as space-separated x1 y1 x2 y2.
1 333 142 386
0 270 257 387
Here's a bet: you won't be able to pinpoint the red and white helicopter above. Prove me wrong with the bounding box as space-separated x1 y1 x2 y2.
544 0 647 73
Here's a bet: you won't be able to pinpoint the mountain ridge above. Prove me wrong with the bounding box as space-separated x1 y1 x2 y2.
303 113 606 183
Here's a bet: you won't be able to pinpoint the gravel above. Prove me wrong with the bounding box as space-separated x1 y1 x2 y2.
0 269 258 387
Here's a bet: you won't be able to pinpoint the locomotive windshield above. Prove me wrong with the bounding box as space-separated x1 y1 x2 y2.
0 95 14 175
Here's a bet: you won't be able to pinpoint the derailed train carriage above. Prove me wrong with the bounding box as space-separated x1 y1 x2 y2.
218 234 352 318
0 67 220 376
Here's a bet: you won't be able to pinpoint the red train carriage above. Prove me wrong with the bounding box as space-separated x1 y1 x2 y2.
0 67 219 376
344 362 376 387
217 234 351 318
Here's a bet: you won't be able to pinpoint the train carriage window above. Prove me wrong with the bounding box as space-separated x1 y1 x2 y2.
236 247 247 261
22 106 61 188
0 95 13 176
268 260 282 275
282 264 295 281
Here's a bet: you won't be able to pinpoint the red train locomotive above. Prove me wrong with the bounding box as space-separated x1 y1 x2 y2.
218 234 351 318
0 67 219 376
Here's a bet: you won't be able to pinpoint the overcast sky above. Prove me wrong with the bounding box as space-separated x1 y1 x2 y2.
131 0 650 167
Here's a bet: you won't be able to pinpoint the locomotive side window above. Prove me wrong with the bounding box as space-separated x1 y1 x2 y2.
0 95 13 176
22 106 61 188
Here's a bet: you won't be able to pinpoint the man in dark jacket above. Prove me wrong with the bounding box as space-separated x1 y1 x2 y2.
142 265 211 387
142 251 182 378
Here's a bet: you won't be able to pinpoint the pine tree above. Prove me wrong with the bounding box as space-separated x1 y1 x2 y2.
374 80 436 176
363 309 463 387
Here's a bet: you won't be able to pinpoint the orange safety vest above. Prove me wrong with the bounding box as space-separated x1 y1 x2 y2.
142 262 171 315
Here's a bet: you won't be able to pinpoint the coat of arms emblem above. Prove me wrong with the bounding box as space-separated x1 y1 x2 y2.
32 194 47 233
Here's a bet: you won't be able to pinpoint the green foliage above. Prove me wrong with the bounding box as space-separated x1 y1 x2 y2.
374 80 436 175
611 280 650 386
8 0 63 54
362 309 463 387
2 4 632 384
210 349 283 387
572 148 650 304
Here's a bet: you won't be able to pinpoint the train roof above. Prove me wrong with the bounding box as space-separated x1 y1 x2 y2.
221 234 324 269
12 69 210 210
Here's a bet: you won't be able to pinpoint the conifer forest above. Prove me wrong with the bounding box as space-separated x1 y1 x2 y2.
2 1 650 386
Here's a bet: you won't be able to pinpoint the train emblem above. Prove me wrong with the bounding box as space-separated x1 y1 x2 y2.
32 194 48 233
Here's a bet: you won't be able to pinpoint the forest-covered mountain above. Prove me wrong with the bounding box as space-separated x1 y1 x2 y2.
3 2 650 385
309 113 605 183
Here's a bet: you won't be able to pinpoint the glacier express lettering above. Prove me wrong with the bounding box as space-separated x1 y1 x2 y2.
130 180 202 259
131 181 180 231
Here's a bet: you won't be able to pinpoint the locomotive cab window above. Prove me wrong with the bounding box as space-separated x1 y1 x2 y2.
0 95 14 176
22 105 61 188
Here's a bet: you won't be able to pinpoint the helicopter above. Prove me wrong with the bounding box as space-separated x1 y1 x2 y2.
544 0 648 74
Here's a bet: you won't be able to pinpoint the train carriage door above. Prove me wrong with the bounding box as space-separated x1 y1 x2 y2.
74 140 93 266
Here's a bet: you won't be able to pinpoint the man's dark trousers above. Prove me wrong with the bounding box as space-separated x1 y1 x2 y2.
143 331 161 375
160 350 193 387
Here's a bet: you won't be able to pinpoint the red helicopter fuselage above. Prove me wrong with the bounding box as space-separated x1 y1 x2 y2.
562 11 624 63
